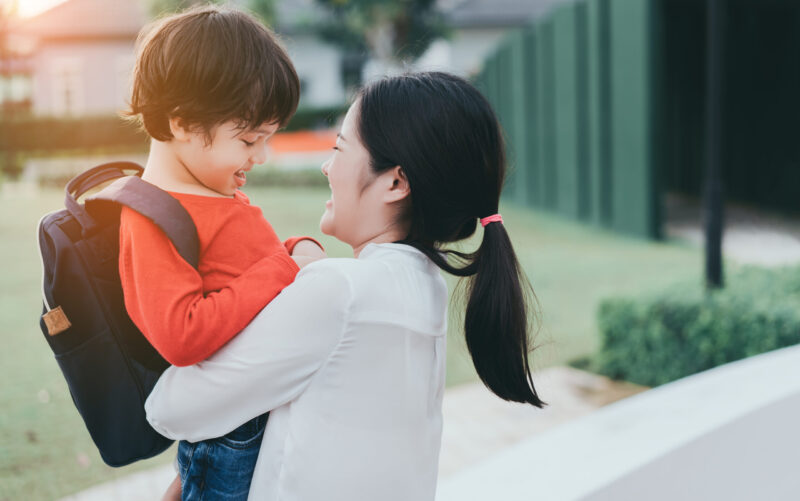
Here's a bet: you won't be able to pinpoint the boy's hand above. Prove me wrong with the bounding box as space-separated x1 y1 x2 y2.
162 474 181 501
292 239 327 260
292 255 323 269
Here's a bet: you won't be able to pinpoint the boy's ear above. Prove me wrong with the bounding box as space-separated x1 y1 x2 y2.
383 165 411 204
168 117 192 142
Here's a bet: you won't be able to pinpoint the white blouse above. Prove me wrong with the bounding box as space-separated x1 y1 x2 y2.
145 243 449 501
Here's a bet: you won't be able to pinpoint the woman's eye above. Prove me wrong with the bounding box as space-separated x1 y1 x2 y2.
332 146 339 151
242 140 255 147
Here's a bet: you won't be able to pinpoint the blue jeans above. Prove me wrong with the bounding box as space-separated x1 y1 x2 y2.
177 413 268 500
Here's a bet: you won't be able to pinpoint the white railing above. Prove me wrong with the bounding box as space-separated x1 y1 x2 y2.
437 344 800 501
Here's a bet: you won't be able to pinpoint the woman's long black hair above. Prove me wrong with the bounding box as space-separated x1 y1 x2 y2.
357 72 544 407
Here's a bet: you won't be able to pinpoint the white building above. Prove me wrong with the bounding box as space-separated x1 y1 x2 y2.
8 0 346 118
9 0 146 117
416 0 573 77
272 0 347 108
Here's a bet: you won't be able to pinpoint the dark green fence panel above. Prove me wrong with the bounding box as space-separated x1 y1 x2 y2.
508 30 531 206
574 1 592 222
552 5 581 219
521 27 541 207
538 20 558 211
586 0 610 226
607 0 658 238
495 42 517 203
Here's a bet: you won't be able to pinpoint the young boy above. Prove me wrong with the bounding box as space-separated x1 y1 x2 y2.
120 6 324 499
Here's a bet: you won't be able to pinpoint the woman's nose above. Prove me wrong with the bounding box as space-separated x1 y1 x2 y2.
321 160 329 176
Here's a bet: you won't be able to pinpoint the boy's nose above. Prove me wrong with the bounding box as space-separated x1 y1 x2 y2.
251 144 268 165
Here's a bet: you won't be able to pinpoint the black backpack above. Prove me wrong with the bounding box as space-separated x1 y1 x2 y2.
36 162 199 467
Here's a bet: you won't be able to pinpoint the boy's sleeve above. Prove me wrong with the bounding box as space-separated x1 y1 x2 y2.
120 209 300 367
283 236 324 255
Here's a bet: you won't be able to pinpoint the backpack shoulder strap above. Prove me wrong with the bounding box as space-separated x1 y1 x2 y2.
64 162 143 232
86 177 200 269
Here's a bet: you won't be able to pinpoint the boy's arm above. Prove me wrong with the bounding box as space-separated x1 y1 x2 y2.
283 236 325 256
120 210 299 367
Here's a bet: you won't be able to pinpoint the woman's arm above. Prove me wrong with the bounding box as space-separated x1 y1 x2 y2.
144 261 352 443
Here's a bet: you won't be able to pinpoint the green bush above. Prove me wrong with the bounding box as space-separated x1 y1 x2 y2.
592 266 800 386
0 116 149 154
0 106 346 156
286 105 347 130
244 167 328 188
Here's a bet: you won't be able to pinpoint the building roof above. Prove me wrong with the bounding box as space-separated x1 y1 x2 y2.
12 0 149 41
440 0 574 28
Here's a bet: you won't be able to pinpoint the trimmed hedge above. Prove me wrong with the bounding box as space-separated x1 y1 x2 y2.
593 266 800 386
243 167 328 188
0 105 346 155
0 116 149 154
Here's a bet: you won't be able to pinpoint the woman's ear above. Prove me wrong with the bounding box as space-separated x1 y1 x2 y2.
168 117 192 143
384 166 411 203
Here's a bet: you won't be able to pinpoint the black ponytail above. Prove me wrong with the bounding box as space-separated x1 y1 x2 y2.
357 72 544 407
464 223 542 406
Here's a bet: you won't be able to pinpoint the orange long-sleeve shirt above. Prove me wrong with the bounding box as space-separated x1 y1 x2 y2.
119 190 309 367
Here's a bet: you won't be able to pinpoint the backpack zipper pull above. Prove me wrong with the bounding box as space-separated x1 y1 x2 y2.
43 306 71 336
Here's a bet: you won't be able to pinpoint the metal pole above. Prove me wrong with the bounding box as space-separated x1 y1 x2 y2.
704 0 725 290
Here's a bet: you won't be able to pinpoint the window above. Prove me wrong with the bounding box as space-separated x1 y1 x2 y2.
115 54 135 109
51 57 85 116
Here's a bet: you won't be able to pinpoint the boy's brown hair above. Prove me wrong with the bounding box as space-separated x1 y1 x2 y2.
126 5 299 142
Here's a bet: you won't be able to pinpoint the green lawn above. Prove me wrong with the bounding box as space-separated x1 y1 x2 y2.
0 184 701 500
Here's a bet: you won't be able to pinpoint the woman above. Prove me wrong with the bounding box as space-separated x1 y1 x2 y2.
145 72 544 500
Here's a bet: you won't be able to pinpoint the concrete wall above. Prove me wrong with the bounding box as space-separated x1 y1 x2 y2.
283 35 346 108
415 27 508 77
437 344 800 501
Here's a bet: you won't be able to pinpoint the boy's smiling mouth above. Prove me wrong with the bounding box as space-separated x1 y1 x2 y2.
234 169 248 187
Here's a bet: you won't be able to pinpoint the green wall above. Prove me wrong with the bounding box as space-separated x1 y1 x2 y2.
478 0 800 238
476 0 660 238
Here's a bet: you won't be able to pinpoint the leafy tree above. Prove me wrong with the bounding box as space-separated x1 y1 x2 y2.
0 0 20 178
147 0 221 18
0 0 16 69
248 0 276 26
313 0 447 85
147 0 274 26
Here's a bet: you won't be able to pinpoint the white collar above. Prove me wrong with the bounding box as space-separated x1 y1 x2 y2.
358 243 435 272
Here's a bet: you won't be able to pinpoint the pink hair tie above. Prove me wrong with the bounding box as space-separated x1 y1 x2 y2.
480 214 503 227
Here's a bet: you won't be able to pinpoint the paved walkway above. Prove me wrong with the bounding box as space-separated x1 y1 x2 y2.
664 194 800 267
57 366 644 500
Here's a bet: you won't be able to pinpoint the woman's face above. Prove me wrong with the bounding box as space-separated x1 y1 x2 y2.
319 103 375 246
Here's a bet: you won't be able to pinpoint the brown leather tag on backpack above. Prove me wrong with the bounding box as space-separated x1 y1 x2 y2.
43 306 71 336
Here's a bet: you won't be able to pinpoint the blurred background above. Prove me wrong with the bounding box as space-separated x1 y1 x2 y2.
2 0 800 499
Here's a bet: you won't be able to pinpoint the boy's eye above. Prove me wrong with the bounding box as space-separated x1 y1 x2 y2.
242 140 255 147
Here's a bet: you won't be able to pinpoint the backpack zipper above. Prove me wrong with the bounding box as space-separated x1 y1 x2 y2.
36 211 59 313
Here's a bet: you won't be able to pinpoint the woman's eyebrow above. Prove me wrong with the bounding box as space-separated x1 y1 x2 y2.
337 133 347 142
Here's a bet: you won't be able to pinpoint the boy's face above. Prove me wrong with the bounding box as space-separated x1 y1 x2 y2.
173 120 279 196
